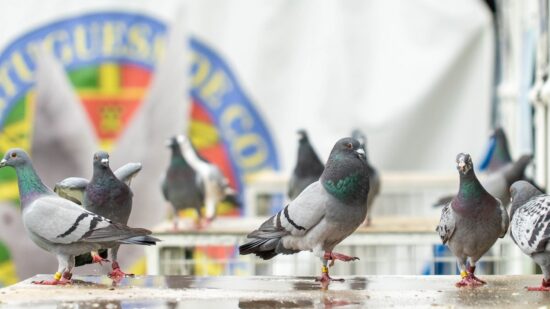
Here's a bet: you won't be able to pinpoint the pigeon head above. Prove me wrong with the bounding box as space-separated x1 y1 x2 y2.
321 137 369 205
297 129 309 143
166 136 179 149
0 148 31 169
456 153 473 175
510 180 544 217
93 151 110 169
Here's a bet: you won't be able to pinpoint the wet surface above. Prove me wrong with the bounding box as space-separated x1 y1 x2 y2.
1 275 550 308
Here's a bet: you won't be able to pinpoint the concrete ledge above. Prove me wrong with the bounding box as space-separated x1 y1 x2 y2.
0 275 547 308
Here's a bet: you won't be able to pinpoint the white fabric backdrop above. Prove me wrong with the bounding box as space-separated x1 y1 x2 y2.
0 0 494 280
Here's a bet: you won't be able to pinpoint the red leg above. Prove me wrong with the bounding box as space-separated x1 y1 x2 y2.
323 251 359 266
315 265 345 286
92 253 109 265
108 261 134 279
468 266 486 285
527 278 550 291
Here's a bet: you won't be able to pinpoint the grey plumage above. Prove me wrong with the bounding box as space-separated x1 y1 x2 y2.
508 180 550 290
0 148 158 284
288 130 324 200
351 129 380 225
162 136 205 224
240 137 369 282
55 151 142 272
436 153 509 287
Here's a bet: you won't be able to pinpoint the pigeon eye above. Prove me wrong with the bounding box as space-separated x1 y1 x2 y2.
10 152 16 158
346 143 353 149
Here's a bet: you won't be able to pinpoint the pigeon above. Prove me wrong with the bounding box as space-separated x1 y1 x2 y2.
240 137 369 284
288 129 325 200
351 129 380 225
509 180 550 291
177 135 239 221
54 151 142 278
162 136 205 229
436 153 509 287
0 148 158 285
480 127 513 173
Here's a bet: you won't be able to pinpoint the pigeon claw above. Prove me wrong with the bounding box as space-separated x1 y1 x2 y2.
526 278 550 291
91 254 109 265
32 278 71 285
324 251 360 262
455 276 485 288
108 262 134 280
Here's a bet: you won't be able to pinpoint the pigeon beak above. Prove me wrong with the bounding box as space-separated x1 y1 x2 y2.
101 158 109 167
0 159 6 168
458 161 466 173
356 148 365 159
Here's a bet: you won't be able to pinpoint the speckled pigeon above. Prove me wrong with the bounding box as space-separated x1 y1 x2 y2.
288 129 325 200
351 129 380 226
0 148 158 285
436 153 509 287
54 151 142 278
509 180 550 291
162 136 205 229
177 135 239 222
240 137 369 284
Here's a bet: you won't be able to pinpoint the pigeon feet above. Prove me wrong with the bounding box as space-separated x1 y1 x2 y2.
527 279 550 291
32 272 71 285
455 269 486 288
323 251 359 266
108 262 134 279
315 273 345 283
91 253 109 265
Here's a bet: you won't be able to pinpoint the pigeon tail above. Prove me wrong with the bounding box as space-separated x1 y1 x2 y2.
119 235 160 246
239 238 280 260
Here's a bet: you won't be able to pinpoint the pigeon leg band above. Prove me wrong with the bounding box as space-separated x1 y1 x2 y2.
54 272 62 281
460 270 468 278
322 265 329 274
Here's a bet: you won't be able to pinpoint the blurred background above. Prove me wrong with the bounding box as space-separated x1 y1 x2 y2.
0 0 544 285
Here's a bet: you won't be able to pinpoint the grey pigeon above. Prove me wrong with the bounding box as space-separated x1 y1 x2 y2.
509 180 550 291
436 153 509 287
485 127 513 173
54 151 142 278
240 137 369 284
0 148 158 285
288 129 325 200
177 135 239 221
351 129 380 225
162 136 205 229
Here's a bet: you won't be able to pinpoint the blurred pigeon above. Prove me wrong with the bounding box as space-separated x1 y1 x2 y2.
434 154 533 208
352 129 380 225
240 137 369 284
162 136 205 229
436 153 509 287
479 127 512 172
288 130 324 200
509 180 550 291
177 135 239 221
0 148 158 285
54 151 142 278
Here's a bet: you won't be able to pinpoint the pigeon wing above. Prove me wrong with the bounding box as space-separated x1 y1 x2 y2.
24 196 112 244
511 196 550 254
53 177 89 205
436 202 456 244
114 162 142 186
